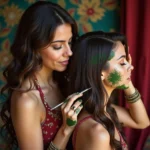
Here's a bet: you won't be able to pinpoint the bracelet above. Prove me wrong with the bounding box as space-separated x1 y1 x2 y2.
125 88 141 103
48 141 66 150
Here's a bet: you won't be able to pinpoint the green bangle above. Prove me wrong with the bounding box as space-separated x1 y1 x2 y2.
125 88 141 103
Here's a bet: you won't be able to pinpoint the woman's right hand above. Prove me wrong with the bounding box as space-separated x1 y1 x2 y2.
60 92 83 134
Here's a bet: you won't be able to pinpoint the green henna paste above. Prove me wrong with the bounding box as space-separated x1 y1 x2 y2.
78 99 82 102
75 108 80 114
91 50 115 65
108 51 115 61
107 70 122 85
117 84 129 89
66 118 77 126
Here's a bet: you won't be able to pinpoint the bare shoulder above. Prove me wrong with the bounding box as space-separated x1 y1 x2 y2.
10 89 44 148
76 117 110 149
11 77 40 110
86 119 109 142
11 90 42 123
11 90 40 111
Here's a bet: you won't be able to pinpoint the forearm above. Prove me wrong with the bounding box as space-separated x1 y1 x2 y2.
124 82 150 128
51 126 72 150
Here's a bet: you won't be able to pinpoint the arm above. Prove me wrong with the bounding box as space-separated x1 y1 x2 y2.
11 92 44 150
112 82 150 129
11 92 83 150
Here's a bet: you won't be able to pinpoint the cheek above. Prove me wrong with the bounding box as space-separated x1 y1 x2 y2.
107 69 122 85
115 67 125 76
41 50 62 62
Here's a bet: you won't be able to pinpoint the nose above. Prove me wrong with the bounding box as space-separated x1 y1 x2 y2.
64 44 73 57
128 64 134 71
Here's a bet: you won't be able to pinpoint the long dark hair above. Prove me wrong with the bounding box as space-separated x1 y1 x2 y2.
0 1 78 147
67 31 127 149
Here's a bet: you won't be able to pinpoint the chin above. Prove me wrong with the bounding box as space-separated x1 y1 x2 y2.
56 67 67 72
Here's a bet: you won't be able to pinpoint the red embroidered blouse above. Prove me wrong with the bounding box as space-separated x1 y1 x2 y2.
34 77 62 149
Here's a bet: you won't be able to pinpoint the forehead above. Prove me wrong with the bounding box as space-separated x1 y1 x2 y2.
112 41 126 59
52 24 72 41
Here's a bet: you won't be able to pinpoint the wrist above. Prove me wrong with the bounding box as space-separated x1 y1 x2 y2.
124 88 141 103
48 141 66 150
124 82 135 95
51 125 72 150
59 125 72 137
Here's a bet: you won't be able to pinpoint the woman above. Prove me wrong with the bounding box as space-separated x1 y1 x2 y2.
67 31 150 150
0 1 83 150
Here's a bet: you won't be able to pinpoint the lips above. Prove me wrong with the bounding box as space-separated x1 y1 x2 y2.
127 74 131 80
59 60 69 65
127 77 131 80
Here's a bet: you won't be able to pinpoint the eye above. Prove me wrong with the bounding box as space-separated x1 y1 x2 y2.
52 45 62 50
68 41 72 47
120 63 126 66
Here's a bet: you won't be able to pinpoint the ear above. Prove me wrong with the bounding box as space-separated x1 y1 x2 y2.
101 73 105 80
101 71 107 81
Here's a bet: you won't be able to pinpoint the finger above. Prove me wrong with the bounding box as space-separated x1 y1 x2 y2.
61 98 68 109
68 105 83 121
74 104 83 115
71 104 83 119
70 99 82 110
66 105 83 126
67 109 75 118
63 93 83 111
61 93 82 109
66 99 82 116
66 92 78 100
128 54 132 64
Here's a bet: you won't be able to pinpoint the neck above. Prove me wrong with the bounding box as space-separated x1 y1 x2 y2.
102 83 115 109
35 66 54 87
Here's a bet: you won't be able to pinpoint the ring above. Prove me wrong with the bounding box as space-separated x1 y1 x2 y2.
71 105 75 110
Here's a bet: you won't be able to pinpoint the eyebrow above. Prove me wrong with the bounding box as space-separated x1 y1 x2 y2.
117 55 126 60
51 40 65 43
51 37 73 44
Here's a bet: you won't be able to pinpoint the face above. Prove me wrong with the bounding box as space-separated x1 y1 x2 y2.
39 23 73 72
102 41 133 89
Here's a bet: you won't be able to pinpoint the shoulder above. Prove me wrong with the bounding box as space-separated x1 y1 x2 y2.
11 90 40 116
10 91 44 149
88 120 110 143
77 117 110 147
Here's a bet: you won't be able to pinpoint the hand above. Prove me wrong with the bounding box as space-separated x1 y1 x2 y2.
128 53 132 66
60 92 83 133
124 54 135 94
117 54 134 90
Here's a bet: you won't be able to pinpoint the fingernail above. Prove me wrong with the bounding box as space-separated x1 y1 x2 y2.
75 108 80 114
80 104 83 107
78 99 82 102
64 99 68 103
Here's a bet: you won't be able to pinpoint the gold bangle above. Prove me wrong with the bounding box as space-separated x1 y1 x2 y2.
125 88 141 103
48 141 66 150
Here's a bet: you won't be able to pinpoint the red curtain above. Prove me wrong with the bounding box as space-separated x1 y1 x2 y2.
120 0 150 150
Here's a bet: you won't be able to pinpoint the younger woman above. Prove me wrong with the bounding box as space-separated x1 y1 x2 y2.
67 31 150 150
